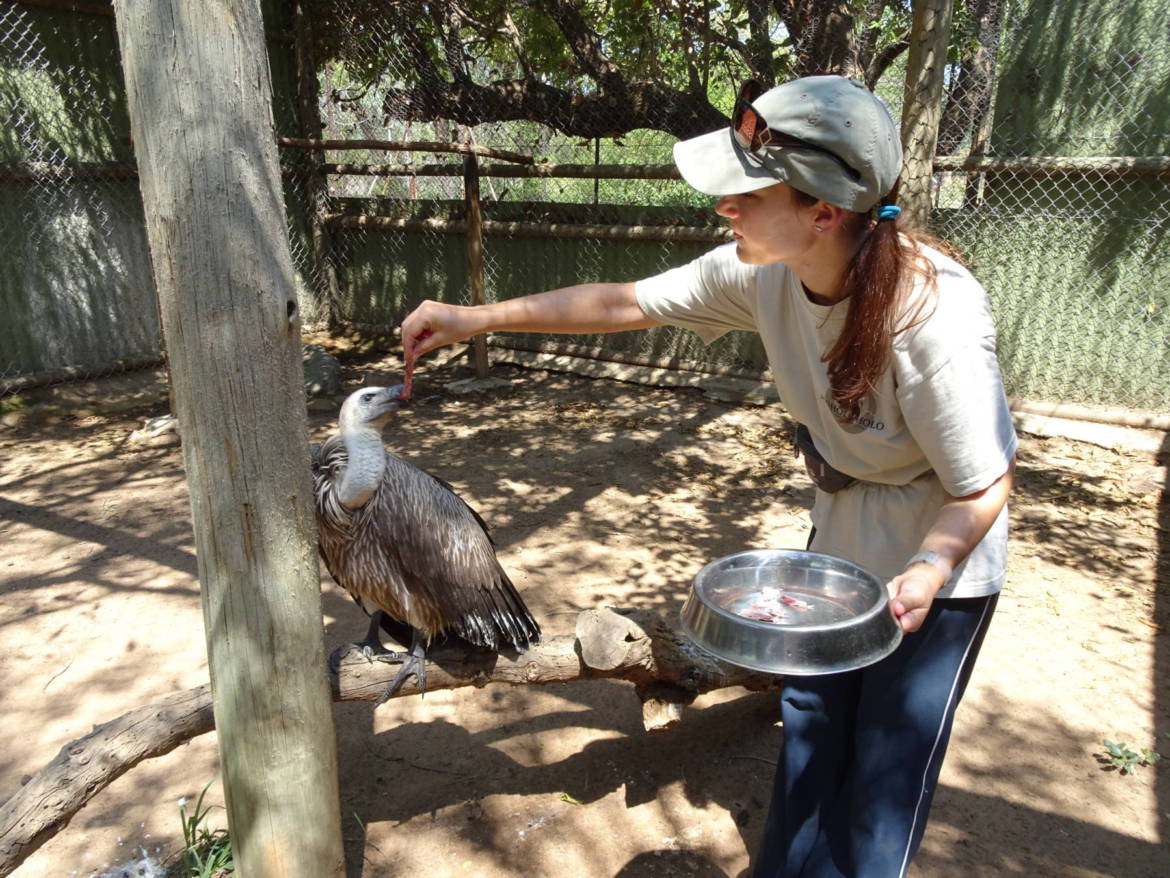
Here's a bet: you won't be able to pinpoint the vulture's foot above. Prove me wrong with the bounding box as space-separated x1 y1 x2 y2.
373 639 427 705
328 640 403 674
330 610 402 674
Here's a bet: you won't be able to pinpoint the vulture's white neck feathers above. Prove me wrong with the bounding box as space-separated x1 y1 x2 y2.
336 422 386 509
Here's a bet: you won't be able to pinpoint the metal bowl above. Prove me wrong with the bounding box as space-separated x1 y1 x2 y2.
679 549 902 675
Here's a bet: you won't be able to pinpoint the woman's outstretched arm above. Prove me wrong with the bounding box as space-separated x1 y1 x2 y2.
402 282 660 363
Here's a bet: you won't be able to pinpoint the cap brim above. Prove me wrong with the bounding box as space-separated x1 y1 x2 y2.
673 128 788 196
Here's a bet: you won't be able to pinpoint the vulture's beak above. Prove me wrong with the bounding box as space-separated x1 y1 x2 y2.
380 384 410 412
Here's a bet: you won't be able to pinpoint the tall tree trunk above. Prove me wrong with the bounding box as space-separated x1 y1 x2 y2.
936 0 1006 156
784 0 862 79
112 2 345 876
900 0 956 229
746 0 777 84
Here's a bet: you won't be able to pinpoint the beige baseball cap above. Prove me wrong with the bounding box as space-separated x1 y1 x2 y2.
673 75 903 212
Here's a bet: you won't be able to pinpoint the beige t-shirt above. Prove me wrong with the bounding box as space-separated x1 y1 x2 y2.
635 242 1018 596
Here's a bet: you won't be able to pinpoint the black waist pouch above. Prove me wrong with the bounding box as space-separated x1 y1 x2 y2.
794 423 858 493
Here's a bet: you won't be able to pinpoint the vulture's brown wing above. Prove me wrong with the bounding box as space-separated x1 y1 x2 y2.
369 452 541 650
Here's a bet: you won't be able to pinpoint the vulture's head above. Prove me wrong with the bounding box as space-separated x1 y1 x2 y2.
338 385 408 434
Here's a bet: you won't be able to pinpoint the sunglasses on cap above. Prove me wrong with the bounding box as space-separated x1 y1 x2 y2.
732 79 862 182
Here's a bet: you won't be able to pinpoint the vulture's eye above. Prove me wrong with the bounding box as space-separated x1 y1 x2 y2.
362 393 375 402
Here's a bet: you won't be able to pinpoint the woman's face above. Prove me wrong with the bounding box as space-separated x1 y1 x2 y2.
714 182 816 266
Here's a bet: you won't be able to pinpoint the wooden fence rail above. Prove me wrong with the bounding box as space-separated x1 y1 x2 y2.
324 214 732 244
6 156 1167 185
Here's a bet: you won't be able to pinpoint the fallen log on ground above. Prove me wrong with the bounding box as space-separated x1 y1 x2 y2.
0 608 780 876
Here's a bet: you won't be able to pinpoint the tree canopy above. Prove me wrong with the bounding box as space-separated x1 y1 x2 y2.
307 0 990 148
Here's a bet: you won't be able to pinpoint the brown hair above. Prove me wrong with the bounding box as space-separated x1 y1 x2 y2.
794 181 947 419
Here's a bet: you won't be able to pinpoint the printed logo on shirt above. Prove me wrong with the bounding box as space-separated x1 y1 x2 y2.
823 389 886 434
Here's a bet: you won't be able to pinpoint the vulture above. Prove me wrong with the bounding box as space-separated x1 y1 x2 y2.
311 385 540 704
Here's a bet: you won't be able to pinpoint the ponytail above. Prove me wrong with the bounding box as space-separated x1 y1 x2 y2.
796 180 936 421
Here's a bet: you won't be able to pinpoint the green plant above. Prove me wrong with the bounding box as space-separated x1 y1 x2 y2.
1101 739 1163 775
170 781 234 877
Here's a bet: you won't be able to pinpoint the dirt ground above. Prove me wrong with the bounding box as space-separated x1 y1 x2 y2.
1 346 1167 878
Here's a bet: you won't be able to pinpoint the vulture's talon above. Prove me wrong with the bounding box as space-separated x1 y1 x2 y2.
327 645 350 674
330 610 404 674
329 642 396 674
373 639 428 704
360 642 398 662
375 653 427 705
370 650 410 665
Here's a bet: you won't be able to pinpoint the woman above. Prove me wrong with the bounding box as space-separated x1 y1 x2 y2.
402 75 1016 877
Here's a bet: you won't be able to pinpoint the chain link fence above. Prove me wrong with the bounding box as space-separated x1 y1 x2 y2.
3 0 1168 420
283 0 740 374
930 0 1170 412
0 0 160 405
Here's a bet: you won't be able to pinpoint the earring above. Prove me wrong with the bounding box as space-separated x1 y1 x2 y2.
814 225 825 232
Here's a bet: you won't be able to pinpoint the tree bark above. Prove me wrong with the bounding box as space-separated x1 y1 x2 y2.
112 2 344 877
781 0 862 79
935 0 1004 157
0 609 780 877
538 0 625 92
746 0 777 84
899 0 956 229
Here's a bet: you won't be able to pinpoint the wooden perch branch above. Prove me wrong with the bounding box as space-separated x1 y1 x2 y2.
0 609 778 877
0 685 215 877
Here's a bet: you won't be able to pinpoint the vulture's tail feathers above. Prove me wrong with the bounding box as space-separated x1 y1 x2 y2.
452 569 541 653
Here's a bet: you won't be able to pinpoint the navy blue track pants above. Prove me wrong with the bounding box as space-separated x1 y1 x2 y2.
753 592 999 878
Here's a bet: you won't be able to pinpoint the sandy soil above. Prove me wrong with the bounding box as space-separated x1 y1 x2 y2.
1 348 1167 878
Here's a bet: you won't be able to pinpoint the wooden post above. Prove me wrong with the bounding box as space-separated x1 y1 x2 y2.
291 0 343 329
463 152 490 378
900 0 956 229
112 3 345 877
